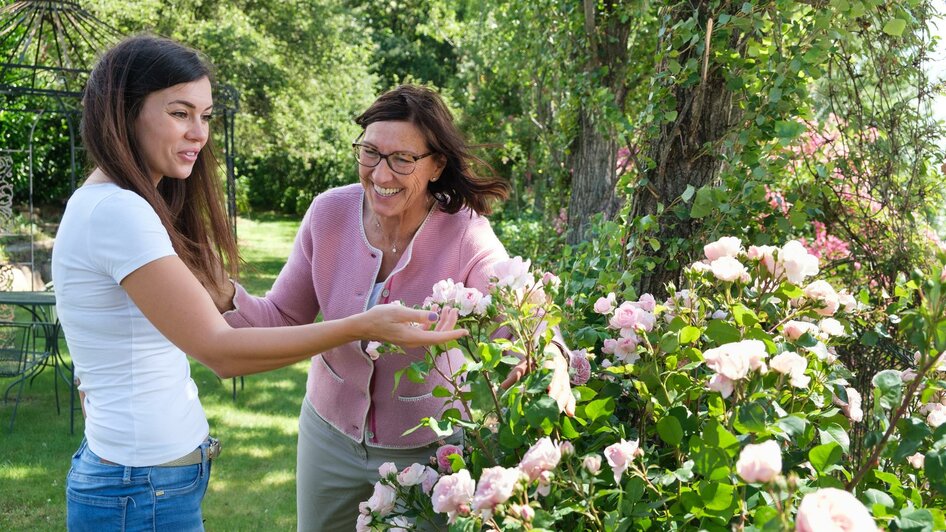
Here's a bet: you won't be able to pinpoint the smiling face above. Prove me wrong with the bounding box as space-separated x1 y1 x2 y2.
359 120 445 221
134 76 213 186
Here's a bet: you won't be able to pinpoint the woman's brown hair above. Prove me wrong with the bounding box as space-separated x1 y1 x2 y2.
355 84 510 215
81 34 238 290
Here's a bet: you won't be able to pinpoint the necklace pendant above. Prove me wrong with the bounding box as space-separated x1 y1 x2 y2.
392 244 398 254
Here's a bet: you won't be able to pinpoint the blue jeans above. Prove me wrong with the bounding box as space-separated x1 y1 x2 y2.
66 439 213 531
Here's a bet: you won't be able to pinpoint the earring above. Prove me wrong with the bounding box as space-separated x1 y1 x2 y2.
431 176 439 182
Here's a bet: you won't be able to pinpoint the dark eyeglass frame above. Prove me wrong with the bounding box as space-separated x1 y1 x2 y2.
351 132 435 176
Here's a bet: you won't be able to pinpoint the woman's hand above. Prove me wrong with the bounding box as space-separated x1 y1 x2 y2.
362 304 467 348
500 346 576 417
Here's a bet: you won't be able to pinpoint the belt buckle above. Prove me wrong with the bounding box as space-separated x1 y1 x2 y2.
207 437 222 460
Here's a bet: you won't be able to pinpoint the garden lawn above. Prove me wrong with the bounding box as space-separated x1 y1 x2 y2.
0 214 304 531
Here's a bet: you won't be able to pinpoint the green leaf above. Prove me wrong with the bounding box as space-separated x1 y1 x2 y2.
809 442 842 474
777 415 808 438
693 446 731 481
525 395 559 429
427 417 455 438
560 416 580 439
691 186 717 219
680 325 702 344
818 423 850 454
705 320 741 345
864 488 894 508
883 18 907 37
657 415 684 446
431 385 453 398
699 481 735 512
895 508 934 532
774 120 805 140
926 449 946 496
682 185 696 203
731 304 759 327
734 401 767 434
873 369 904 410
584 398 615 423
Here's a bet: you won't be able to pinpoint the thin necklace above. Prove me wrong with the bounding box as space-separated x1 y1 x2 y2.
374 218 401 254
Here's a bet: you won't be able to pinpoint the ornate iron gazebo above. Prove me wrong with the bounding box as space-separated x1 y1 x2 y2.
0 0 241 289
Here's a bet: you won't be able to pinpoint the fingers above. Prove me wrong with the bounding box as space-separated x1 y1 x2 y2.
402 327 468 348
434 307 459 332
500 359 530 390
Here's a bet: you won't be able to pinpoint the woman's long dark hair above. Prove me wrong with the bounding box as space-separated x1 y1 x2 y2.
355 84 510 216
82 34 238 290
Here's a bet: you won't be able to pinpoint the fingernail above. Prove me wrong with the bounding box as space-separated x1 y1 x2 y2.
428 311 439 321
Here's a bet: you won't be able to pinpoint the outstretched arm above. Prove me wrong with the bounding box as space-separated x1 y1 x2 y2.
122 255 466 378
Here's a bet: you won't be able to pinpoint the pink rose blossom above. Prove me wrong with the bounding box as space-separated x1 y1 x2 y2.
378 462 398 478
704 236 742 261
355 513 372 532
509 503 535 522
819 318 845 336
783 320 820 341
748 244 778 273
456 286 488 316
389 516 413 532
366 481 397 516
838 290 857 313
778 240 820 285
471 466 523 518
397 463 427 486
541 272 561 290
707 373 735 398
921 403 946 427
569 349 592 385
430 278 461 304
736 440 782 483
795 488 880 532
703 340 767 380
833 387 863 422
559 441 575 456
421 466 440 494
635 293 656 312
583 455 602 475
907 452 925 469
536 470 553 496
366 341 382 360
804 280 840 316
492 256 534 291
594 294 616 314
436 444 463 472
518 437 561 481
431 469 475 524
710 256 749 282
769 352 809 388
612 335 640 364
604 439 642 484
689 261 713 273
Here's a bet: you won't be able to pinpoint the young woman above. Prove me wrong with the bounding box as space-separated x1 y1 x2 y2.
52 36 464 531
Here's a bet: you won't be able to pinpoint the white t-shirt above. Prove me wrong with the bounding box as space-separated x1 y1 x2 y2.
52 183 208 466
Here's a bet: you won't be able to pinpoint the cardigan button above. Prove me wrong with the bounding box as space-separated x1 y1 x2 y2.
381 289 390 298
365 430 374 440
370 253 377 258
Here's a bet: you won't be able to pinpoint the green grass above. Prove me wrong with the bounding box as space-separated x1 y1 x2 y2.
0 214 304 531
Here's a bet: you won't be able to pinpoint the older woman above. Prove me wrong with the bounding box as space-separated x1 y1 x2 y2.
217 85 572 530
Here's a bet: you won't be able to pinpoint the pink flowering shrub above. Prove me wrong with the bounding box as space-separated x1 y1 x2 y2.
359 241 946 531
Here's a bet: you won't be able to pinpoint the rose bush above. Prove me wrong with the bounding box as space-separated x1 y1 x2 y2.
356 237 946 530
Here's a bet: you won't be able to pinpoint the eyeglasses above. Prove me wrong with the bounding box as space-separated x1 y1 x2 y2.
351 134 435 176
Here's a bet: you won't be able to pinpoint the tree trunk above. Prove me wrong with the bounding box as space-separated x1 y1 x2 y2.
633 6 743 297
566 109 621 244
565 0 630 244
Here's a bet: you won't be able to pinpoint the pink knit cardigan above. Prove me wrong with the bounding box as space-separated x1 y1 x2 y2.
224 184 508 448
